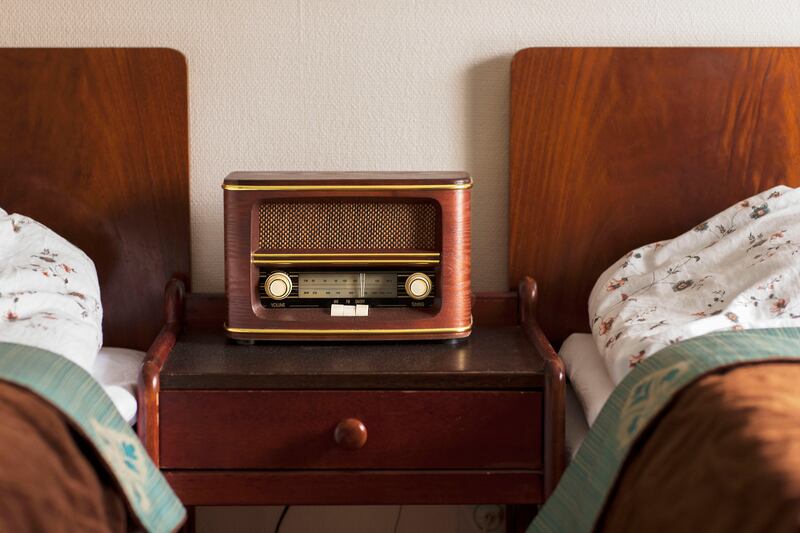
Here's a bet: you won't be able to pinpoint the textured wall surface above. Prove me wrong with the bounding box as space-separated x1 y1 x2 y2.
4 2 800 531
5 0 800 292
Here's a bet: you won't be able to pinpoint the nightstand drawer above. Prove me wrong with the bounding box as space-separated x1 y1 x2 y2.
159 390 542 470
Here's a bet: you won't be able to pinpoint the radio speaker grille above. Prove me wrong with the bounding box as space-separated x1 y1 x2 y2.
258 201 438 250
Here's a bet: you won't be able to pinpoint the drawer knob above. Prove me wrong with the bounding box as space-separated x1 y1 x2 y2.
334 418 368 450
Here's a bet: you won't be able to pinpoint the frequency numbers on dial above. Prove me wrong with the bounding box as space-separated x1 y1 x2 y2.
298 272 397 299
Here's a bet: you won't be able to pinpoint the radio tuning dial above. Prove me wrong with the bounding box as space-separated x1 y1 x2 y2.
405 272 432 300
265 271 292 300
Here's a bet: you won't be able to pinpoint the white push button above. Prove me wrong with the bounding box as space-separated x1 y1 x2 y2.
342 305 356 316
331 304 344 316
355 304 369 316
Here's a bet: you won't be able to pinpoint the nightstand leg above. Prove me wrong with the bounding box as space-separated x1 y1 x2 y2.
179 506 195 533
507 504 537 533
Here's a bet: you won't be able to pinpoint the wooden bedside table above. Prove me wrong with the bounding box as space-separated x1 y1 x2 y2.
139 278 565 532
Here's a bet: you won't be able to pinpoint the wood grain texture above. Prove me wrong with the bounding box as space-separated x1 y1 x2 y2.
224 172 472 341
509 47 800 345
163 470 542 506
0 48 190 350
159 390 542 470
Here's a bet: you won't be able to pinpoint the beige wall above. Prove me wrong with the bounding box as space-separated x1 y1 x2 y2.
6 0 800 294
5 1 800 531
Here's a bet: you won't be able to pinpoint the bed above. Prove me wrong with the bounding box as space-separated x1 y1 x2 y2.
0 48 189 531
510 48 800 532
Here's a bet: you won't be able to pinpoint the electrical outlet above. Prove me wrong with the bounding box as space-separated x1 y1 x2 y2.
472 505 505 532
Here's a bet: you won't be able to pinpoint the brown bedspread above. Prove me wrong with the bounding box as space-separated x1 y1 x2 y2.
0 382 128 532
599 362 800 532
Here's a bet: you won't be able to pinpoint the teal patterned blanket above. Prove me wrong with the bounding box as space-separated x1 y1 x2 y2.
0 342 185 533
529 327 800 532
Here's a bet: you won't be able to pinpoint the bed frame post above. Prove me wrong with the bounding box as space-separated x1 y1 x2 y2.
518 276 566 498
138 277 185 465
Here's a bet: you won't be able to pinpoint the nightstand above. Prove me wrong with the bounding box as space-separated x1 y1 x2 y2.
138 278 565 533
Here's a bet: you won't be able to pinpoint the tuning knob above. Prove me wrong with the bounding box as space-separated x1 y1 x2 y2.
334 418 368 450
404 272 432 300
264 271 292 300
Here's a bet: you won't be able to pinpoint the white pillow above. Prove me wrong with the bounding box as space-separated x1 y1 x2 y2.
91 347 145 426
102 385 138 426
92 346 145 392
559 333 614 426
0 208 103 371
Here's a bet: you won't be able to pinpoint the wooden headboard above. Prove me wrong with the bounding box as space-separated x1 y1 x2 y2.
510 48 800 345
0 48 190 351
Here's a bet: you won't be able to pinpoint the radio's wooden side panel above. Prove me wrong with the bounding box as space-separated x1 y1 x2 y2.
223 173 472 341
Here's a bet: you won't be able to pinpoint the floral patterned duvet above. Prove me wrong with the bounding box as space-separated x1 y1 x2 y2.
589 185 800 383
0 208 103 371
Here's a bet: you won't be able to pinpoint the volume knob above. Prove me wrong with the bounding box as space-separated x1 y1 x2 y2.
405 272 432 300
264 271 292 300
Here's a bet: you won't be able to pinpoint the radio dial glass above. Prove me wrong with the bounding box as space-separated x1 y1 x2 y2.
298 272 397 299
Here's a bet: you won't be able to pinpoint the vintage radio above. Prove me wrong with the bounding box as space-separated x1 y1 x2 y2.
223 172 472 341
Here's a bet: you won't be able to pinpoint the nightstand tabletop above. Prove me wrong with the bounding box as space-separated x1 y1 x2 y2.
160 325 545 390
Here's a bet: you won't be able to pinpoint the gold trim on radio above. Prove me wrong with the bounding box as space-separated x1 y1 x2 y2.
223 183 472 191
252 259 440 265
252 252 441 258
251 252 441 265
224 324 472 335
